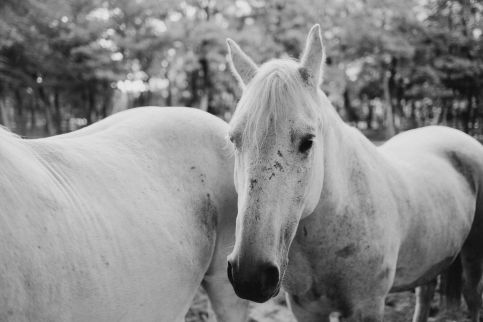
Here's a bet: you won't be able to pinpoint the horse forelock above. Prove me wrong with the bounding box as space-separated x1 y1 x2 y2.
230 59 318 158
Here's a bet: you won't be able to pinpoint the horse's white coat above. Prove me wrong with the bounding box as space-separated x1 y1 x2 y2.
226 25 483 322
0 107 247 321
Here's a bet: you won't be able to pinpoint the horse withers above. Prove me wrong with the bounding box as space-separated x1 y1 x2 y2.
225 25 483 322
0 107 247 321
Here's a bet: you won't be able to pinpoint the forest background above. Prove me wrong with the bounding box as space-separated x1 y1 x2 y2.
1 0 482 141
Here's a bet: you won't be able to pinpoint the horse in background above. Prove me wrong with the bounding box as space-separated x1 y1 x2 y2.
415 256 462 321
0 107 247 321
225 24 483 322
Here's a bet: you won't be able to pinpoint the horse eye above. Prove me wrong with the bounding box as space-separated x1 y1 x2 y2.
299 137 314 154
228 134 240 148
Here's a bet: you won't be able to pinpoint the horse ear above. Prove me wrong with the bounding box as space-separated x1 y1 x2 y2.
226 38 258 88
300 24 326 87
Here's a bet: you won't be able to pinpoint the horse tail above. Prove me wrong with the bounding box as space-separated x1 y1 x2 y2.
440 253 462 311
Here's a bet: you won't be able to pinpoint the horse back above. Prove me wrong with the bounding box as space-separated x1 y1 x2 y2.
381 125 483 195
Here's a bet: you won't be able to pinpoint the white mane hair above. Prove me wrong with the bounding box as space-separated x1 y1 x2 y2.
230 58 319 156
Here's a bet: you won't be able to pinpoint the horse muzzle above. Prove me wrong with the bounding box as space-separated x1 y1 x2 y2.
227 258 280 303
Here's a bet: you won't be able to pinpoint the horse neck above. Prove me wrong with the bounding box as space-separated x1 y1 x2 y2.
318 99 385 211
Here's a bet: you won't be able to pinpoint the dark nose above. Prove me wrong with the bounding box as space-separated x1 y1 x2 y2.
227 259 280 303
261 264 280 292
227 260 235 285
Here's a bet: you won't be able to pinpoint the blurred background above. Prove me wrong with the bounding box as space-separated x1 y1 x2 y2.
1 0 482 321
1 0 482 141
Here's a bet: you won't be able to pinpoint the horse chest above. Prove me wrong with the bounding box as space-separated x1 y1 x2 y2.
284 239 390 317
283 209 397 309
281 238 312 295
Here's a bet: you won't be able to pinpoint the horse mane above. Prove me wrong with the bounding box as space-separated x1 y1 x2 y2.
230 58 319 155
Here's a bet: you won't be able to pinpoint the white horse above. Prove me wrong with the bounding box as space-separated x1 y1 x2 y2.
0 107 247 322
225 25 483 322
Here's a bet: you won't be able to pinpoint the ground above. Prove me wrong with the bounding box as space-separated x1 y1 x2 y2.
185 288 473 322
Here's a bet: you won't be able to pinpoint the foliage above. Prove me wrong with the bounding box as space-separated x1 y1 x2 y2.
0 0 482 137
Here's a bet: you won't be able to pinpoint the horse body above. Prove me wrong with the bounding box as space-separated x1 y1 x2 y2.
283 118 483 320
225 25 483 322
0 107 246 321
383 127 481 290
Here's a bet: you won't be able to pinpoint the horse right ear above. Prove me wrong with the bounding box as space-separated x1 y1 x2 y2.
300 24 326 87
226 39 258 88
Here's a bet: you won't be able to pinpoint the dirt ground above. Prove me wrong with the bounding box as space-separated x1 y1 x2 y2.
185 288 473 322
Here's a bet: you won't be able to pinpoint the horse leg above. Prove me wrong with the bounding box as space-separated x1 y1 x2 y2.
461 249 483 322
438 254 462 321
441 254 462 312
285 293 333 322
412 279 437 322
202 275 248 322
202 233 249 322
460 191 483 322
202 205 249 322
348 296 385 322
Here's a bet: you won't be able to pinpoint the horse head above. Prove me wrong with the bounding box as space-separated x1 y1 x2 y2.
226 25 329 302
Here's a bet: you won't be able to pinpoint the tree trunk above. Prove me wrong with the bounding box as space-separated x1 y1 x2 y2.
53 89 62 133
199 94 208 112
470 95 478 136
343 88 358 125
0 97 11 128
462 93 472 134
87 86 95 124
101 82 112 118
439 99 448 126
30 98 37 131
166 79 173 106
395 78 405 128
407 100 418 129
38 86 56 135
14 88 26 135
366 97 373 130
199 55 213 113
382 71 396 138
188 69 199 107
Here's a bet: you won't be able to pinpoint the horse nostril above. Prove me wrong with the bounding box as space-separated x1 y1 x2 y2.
227 260 235 285
261 263 280 291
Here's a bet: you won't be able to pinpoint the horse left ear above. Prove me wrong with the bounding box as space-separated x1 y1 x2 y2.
226 38 258 88
300 24 326 87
